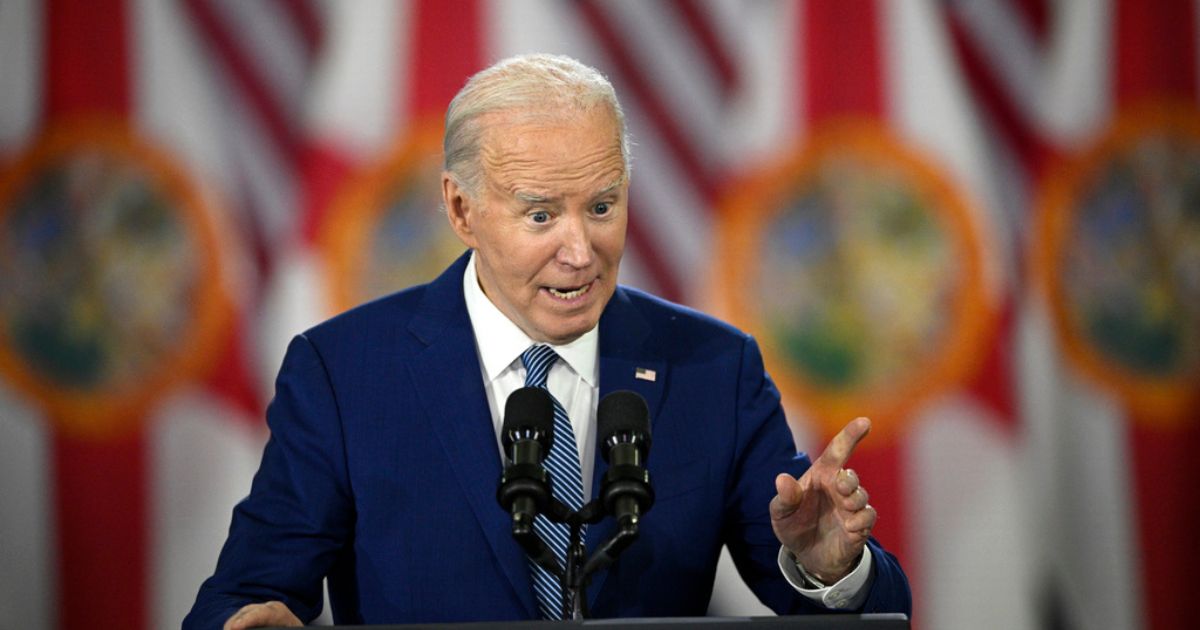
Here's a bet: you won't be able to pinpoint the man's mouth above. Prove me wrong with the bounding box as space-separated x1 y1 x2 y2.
546 281 593 300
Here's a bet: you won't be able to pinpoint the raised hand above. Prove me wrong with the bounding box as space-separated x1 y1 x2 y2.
770 417 876 583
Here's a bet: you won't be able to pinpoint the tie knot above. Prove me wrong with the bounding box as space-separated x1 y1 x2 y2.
521 344 559 388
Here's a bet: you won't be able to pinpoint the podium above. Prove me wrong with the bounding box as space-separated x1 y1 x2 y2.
270 614 909 629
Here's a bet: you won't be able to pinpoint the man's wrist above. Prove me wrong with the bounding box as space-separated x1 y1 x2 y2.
791 551 857 585
778 546 875 609
797 567 827 590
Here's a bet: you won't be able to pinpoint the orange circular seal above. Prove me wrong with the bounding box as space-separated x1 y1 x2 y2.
1032 102 1200 424
0 119 232 438
716 120 995 444
320 121 466 314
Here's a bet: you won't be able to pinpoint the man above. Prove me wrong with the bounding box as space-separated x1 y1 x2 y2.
185 54 910 629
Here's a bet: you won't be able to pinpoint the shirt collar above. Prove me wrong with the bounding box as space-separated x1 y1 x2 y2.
462 251 599 386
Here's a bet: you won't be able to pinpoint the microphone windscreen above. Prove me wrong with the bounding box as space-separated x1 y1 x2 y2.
598 390 651 449
502 386 555 449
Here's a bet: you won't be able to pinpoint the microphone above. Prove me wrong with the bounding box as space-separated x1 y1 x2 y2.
497 387 555 535
598 391 654 529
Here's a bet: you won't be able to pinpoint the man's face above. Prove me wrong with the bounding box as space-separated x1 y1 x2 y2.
444 106 628 344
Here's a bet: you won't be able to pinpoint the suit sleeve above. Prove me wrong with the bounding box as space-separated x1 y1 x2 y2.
183 334 355 629
721 335 912 616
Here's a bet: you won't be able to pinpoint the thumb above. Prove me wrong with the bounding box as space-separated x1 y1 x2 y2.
772 473 802 517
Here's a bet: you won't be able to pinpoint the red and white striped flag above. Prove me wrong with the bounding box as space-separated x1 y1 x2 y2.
0 0 321 628
3 2 1197 630
945 1 1200 629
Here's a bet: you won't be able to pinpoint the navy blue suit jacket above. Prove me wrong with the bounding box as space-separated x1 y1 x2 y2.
185 253 911 627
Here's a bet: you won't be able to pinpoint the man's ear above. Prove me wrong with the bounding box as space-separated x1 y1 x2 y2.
443 172 479 249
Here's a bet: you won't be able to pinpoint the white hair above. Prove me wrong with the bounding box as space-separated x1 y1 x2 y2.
443 53 631 196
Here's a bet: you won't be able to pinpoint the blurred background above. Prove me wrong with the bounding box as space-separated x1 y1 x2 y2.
0 0 1197 628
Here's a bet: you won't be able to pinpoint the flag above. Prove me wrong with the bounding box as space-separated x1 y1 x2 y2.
0 0 321 628
3 2 1197 629
945 1 1200 628
712 1 1028 625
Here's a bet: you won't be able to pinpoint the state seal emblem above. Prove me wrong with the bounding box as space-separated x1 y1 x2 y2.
1033 102 1200 423
0 120 231 437
320 122 465 313
716 121 995 442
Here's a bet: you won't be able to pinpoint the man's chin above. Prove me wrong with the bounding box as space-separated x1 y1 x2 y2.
529 313 601 345
534 327 593 346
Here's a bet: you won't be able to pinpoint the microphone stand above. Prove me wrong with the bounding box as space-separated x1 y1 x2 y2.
507 495 605 619
500 466 639 620
565 514 588 620
542 491 649 619
551 498 608 620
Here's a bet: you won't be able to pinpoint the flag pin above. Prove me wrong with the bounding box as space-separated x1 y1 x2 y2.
635 367 657 382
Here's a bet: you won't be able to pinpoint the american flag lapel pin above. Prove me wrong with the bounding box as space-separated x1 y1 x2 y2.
635 367 657 382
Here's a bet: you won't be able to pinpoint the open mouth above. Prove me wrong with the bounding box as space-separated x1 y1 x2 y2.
546 281 593 300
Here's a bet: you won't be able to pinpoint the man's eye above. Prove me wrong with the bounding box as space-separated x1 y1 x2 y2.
531 211 550 223
594 202 611 216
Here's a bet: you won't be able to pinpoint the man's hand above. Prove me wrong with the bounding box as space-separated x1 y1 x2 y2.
770 417 876 584
224 601 302 630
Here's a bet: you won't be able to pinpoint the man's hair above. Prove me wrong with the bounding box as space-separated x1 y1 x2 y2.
443 53 631 197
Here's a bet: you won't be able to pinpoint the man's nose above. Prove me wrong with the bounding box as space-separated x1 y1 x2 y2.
556 214 594 268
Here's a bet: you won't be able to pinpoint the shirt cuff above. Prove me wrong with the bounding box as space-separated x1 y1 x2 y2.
777 545 873 610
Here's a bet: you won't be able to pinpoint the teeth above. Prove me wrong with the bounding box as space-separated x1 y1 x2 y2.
548 283 591 299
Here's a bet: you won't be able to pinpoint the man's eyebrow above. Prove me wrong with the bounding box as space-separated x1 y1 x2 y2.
515 190 552 204
595 180 623 197
513 178 625 204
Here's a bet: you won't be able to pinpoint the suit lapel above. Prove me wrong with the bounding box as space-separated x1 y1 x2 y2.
595 287 668 423
586 287 667 604
406 253 537 617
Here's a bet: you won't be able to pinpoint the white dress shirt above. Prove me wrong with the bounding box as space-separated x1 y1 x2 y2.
461 252 871 609
463 253 599 499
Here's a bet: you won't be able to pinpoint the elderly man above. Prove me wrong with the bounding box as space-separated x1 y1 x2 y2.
185 54 910 629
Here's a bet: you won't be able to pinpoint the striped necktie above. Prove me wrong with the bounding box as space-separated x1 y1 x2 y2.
521 344 586 619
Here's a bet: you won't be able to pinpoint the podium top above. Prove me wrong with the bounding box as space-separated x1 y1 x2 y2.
268 614 910 629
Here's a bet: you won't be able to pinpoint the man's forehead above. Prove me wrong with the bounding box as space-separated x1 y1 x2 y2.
477 108 628 199
478 107 622 154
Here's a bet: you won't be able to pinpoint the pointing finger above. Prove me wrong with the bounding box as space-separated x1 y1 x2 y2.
817 417 871 469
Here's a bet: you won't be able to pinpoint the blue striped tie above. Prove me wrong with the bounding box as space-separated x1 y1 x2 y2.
521 344 585 619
